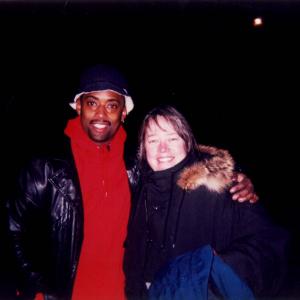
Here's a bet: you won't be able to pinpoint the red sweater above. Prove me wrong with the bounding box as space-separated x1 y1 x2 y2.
65 117 131 300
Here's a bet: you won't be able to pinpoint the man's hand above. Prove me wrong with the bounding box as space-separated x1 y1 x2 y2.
230 172 259 203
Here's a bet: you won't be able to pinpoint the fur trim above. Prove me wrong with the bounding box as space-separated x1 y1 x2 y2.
177 145 234 193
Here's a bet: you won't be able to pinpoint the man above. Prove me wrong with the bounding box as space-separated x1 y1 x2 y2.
8 64 257 300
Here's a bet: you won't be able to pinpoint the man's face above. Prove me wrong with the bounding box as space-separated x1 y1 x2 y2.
76 90 126 145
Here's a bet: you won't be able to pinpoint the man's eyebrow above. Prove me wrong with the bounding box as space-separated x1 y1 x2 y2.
82 95 122 102
106 98 122 102
82 94 97 100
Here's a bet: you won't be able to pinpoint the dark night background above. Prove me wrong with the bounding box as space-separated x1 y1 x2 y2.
0 0 299 298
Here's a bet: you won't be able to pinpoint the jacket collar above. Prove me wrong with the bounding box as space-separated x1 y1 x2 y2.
177 145 234 193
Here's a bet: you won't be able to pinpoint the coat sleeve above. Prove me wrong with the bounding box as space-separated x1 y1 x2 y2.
8 158 50 298
217 198 289 297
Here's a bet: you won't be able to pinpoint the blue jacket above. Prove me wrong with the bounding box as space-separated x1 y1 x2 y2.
149 245 255 300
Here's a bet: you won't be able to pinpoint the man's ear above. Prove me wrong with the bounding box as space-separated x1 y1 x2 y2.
75 100 81 115
121 110 127 123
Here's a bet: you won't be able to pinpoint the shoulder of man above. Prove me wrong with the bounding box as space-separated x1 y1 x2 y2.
16 135 74 178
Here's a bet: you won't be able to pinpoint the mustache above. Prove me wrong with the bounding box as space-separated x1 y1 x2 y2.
90 119 111 126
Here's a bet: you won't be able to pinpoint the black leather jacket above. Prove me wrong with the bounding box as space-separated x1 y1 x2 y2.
8 139 84 300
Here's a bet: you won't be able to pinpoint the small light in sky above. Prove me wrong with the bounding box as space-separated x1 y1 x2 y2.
253 17 263 27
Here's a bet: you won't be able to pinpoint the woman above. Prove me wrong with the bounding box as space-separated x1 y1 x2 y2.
124 105 288 300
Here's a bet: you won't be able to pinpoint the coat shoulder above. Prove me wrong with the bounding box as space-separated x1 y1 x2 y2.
177 145 235 193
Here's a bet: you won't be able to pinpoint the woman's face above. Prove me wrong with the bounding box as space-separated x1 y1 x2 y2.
144 116 187 171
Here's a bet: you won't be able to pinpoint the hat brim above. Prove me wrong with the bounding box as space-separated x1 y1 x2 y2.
69 90 134 114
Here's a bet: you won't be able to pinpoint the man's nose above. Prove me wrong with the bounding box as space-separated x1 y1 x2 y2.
96 104 107 117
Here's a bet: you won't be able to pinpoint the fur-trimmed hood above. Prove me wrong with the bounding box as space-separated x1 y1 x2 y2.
177 145 234 193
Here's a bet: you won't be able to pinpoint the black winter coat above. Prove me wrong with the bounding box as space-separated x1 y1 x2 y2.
124 146 289 300
8 138 84 300
8 135 136 300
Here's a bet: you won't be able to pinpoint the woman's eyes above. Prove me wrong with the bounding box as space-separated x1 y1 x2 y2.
148 139 158 144
147 137 179 144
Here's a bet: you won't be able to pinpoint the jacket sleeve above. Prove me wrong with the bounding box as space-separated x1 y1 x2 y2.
217 197 289 297
8 158 50 298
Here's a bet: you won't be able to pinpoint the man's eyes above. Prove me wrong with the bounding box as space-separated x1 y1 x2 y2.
84 100 120 110
106 103 120 110
87 100 97 106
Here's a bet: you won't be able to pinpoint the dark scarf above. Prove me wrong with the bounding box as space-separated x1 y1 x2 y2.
140 153 195 281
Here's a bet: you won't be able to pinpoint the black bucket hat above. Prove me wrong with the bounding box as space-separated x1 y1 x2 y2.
70 64 134 114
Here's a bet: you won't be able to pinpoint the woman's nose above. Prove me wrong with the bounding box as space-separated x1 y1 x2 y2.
158 142 168 152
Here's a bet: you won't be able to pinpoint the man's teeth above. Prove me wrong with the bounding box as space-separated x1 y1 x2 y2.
93 124 107 129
